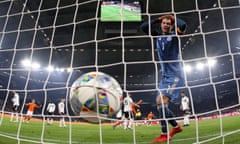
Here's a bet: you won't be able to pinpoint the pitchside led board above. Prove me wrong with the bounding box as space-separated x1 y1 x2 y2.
100 0 142 22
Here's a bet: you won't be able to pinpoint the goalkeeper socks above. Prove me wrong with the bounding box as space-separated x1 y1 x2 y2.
160 120 168 133
165 107 178 127
158 105 175 118
158 105 178 129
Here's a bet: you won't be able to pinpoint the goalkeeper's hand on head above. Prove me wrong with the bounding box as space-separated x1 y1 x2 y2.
176 18 187 35
158 14 187 35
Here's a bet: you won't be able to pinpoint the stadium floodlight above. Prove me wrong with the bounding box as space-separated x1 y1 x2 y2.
31 62 41 70
184 65 192 73
46 65 54 72
21 59 40 70
208 59 217 67
55 68 60 71
55 67 64 72
21 59 31 68
196 62 204 70
67 68 73 73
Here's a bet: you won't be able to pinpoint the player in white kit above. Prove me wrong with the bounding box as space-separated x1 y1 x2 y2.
180 91 190 126
10 91 20 122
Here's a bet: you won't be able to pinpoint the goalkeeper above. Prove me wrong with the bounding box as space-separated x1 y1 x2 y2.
140 14 187 143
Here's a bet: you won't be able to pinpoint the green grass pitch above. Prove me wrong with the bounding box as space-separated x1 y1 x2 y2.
0 115 240 144
100 5 141 22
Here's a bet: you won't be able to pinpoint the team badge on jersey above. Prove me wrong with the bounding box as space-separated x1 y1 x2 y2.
167 36 172 41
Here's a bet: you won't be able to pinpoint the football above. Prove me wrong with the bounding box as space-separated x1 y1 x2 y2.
69 71 123 123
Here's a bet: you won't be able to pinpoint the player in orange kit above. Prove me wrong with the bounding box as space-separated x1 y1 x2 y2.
147 111 155 126
24 99 41 122
131 99 142 116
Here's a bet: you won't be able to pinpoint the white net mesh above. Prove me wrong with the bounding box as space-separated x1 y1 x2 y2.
0 0 240 143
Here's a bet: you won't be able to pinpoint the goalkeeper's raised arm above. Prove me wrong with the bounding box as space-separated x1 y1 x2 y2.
140 14 187 36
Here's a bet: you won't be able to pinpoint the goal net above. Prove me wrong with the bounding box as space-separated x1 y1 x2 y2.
0 0 240 144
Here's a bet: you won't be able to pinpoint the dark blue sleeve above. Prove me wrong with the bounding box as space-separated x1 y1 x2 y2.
140 19 160 36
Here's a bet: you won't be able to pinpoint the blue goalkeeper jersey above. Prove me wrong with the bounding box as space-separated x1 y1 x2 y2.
140 18 186 78
157 33 184 78
140 18 187 100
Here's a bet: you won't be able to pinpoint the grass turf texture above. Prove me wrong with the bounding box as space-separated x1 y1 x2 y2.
100 5 141 22
0 115 239 144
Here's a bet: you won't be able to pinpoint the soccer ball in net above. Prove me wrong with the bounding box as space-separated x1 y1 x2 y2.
69 71 123 123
